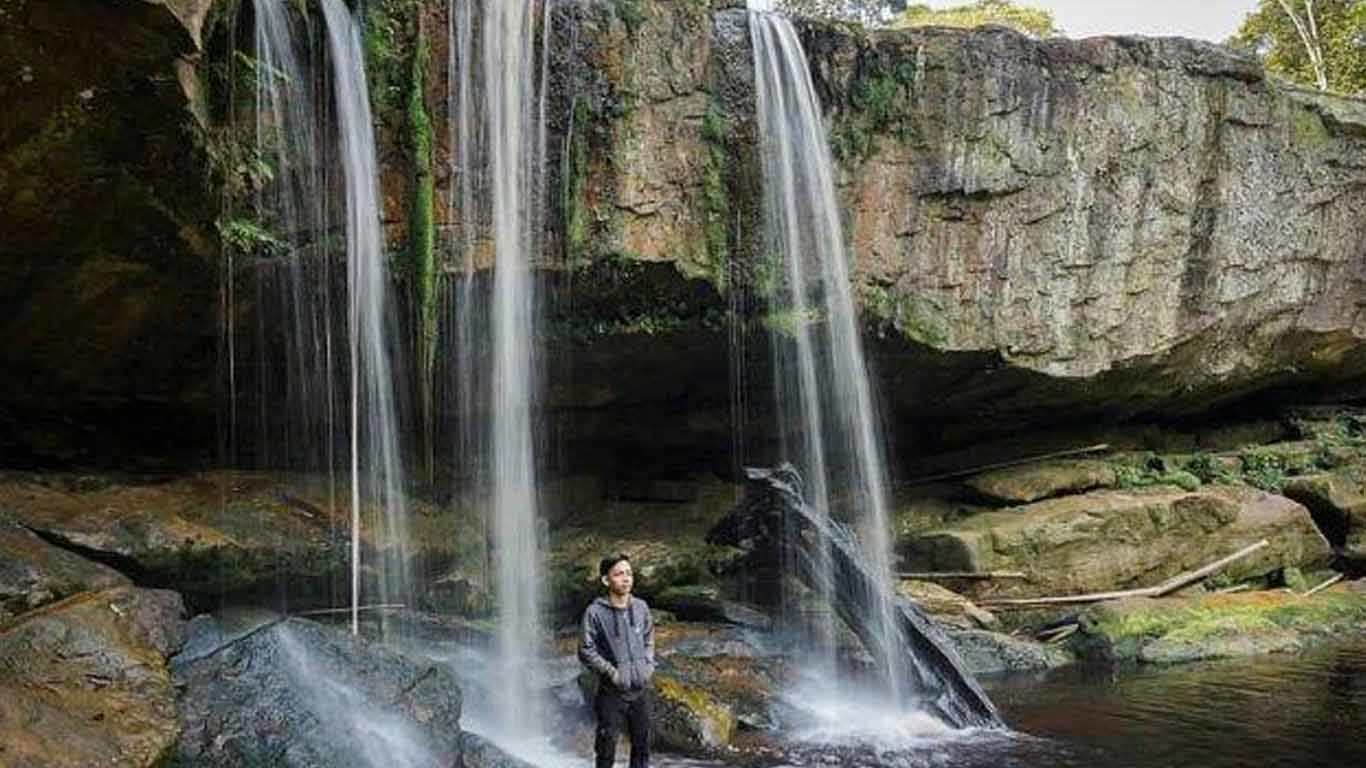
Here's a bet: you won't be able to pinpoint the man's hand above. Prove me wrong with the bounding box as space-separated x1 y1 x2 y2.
610 665 624 688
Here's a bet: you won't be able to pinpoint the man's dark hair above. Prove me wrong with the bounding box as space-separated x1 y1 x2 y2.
599 552 631 577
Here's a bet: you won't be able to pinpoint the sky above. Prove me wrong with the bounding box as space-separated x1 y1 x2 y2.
917 0 1262 41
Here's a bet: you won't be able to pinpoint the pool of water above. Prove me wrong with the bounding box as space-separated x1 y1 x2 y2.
644 642 1366 768
987 642 1366 768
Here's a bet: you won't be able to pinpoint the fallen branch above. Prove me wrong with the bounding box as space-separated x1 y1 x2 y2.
296 603 405 618
1038 624 1079 644
906 444 1112 485
898 571 1028 581
980 540 1270 608
174 604 407 665
1301 573 1344 597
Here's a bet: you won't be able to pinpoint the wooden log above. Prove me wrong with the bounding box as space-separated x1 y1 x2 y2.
979 539 1270 608
898 571 1028 581
906 444 1111 485
1302 573 1344 597
709 465 1003 730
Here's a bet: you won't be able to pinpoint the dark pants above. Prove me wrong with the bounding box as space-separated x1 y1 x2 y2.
594 687 650 768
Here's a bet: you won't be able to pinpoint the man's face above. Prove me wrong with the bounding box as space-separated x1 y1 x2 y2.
603 560 633 596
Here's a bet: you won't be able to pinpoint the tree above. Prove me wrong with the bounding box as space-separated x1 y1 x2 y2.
776 1 900 25
1233 0 1366 94
892 0 1057 37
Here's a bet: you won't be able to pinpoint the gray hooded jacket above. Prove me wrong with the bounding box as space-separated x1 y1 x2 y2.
578 596 656 692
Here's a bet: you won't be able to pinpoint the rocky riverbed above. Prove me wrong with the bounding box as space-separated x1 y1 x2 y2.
4 408 1366 765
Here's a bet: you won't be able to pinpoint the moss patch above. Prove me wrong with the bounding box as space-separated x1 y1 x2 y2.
829 50 919 163
1081 589 1366 663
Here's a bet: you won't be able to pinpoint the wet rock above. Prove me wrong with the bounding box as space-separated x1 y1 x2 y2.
1282 466 1366 569
945 628 1073 675
897 580 997 629
966 460 1117 504
171 615 463 767
0 586 187 768
655 585 772 629
546 479 747 617
1075 588 1366 664
904 485 1332 598
0 515 129 622
0 472 462 610
651 673 737 753
458 732 538 768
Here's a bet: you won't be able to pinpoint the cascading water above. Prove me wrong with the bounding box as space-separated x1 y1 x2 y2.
241 0 340 484
447 0 549 739
749 9 906 704
319 0 409 635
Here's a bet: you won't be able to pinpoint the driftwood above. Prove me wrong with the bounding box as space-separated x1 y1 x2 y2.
980 539 1270 608
1302 574 1344 597
906 444 1111 485
899 571 1028 581
708 465 1002 730
175 604 407 665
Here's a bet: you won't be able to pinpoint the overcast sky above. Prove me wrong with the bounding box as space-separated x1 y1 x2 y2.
917 0 1262 41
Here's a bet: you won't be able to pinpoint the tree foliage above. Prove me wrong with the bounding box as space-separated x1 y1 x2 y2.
1232 0 1366 94
775 0 899 25
893 0 1057 37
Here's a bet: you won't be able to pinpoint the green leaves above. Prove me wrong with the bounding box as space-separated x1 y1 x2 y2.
894 1 1057 37
1232 0 1366 95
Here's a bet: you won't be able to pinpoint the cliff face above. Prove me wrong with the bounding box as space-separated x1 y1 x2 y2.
809 24 1366 422
4 0 1366 467
0 0 219 464
551 4 1366 432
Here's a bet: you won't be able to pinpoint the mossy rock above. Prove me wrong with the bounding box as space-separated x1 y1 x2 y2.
0 516 130 622
651 674 736 753
902 485 1332 598
0 587 186 767
1076 588 1366 664
967 459 1117 504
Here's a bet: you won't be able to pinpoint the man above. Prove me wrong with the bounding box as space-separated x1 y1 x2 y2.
578 553 655 768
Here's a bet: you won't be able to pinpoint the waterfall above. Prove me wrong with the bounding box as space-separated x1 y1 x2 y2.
749 9 905 703
447 0 549 738
320 0 409 635
244 0 338 479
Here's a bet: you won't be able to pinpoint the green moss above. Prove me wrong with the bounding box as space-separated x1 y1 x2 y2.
698 107 734 292
761 307 825 337
563 96 592 266
1291 107 1330 146
363 0 418 122
407 29 436 363
615 0 647 34
1093 592 1366 647
1113 462 1203 492
1240 446 1288 491
217 217 286 258
830 54 918 163
862 285 948 346
1183 453 1240 485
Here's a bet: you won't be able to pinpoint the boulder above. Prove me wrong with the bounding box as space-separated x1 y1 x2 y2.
966 460 1117 504
546 481 747 617
172 614 464 767
945 628 1072 675
903 485 1332 597
0 587 187 768
0 472 464 610
0 515 129 622
654 585 771 629
651 674 737 754
1075 588 1366 664
896 580 997 629
1282 466 1366 568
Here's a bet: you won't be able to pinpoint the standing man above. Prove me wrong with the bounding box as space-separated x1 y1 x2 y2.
578 553 655 768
